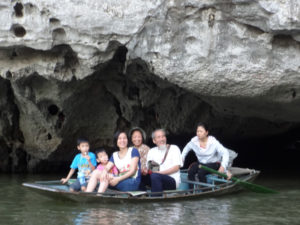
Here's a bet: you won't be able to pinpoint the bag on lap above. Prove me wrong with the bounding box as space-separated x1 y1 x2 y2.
148 160 160 172
147 145 170 172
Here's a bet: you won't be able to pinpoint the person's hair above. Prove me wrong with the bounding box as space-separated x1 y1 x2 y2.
77 137 89 146
95 148 107 156
129 127 146 145
196 122 209 132
151 128 166 139
113 131 128 150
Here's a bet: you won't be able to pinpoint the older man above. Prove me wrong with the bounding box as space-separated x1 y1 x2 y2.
146 129 183 194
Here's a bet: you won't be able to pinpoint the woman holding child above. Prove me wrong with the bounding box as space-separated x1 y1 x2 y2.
86 131 141 193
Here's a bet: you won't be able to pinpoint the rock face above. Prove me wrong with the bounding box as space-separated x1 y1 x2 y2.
1 0 300 172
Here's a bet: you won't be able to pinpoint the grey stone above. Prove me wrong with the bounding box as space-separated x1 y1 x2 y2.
1 0 300 171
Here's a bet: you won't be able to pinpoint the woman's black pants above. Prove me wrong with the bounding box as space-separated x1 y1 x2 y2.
188 162 220 183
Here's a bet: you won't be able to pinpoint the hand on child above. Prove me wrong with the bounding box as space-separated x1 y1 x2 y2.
99 171 109 181
109 177 120 186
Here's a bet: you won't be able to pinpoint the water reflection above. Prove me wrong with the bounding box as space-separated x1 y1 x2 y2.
73 200 232 225
1 174 300 225
74 208 123 225
180 200 232 225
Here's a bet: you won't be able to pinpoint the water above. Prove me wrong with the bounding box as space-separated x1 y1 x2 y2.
0 174 299 225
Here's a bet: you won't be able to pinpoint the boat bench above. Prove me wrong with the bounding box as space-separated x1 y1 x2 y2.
181 179 215 187
179 172 216 191
206 174 229 184
179 173 229 191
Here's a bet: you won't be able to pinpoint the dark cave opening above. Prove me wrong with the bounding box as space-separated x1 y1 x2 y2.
168 129 300 176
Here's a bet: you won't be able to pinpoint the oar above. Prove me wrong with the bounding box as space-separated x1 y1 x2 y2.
199 164 278 194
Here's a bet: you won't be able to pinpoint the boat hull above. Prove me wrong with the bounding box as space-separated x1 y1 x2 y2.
22 167 260 203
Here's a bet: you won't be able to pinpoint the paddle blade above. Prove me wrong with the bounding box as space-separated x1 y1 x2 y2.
235 180 278 194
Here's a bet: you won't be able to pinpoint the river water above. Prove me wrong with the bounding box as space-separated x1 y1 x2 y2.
0 173 299 225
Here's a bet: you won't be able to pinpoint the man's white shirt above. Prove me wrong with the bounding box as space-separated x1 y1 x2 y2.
147 145 183 188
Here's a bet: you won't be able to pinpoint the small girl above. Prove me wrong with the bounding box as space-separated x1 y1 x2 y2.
95 148 118 176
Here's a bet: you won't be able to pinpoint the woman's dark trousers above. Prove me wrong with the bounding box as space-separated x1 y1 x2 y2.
188 162 220 183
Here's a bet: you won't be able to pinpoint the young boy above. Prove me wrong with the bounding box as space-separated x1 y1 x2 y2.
61 138 97 192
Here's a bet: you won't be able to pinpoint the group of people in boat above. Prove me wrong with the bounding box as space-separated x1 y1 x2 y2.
61 122 236 194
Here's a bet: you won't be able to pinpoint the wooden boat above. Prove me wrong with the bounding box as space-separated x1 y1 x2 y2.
22 167 260 203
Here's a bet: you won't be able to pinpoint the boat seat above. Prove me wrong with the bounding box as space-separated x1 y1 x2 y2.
181 172 216 190
181 179 215 187
179 172 223 191
206 174 229 184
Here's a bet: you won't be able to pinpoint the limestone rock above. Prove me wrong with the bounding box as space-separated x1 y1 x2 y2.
1 0 300 171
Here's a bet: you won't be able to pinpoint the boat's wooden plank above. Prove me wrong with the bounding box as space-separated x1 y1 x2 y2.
125 191 148 196
181 179 216 187
206 175 230 183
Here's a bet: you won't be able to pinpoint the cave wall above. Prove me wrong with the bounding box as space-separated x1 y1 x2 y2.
1 0 300 172
1 45 297 172
1 47 214 172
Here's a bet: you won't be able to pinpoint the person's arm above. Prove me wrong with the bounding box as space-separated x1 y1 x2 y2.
141 150 151 175
215 140 229 172
112 166 119 175
105 161 114 172
140 144 150 172
181 142 192 164
61 168 75 184
99 162 115 182
82 154 96 171
155 165 180 175
109 156 139 186
88 157 96 171
145 148 154 171
61 155 78 183
100 155 116 180
105 154 116 172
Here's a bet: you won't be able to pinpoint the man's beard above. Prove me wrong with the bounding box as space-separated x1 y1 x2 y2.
158 144 167 151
